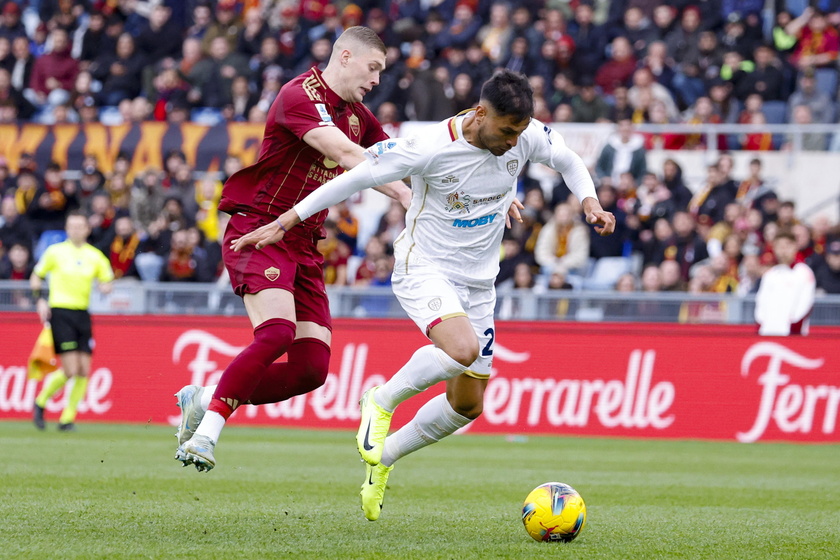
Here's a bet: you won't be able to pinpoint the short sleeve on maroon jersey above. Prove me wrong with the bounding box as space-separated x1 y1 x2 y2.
272 85 336 141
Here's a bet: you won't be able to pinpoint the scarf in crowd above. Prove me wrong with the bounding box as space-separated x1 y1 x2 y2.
110 234 139 279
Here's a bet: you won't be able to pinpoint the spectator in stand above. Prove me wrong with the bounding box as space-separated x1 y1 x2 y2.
628 66 679 121
571 75 610 122
659 258 686 290
27 162 78 236
293 36 332 76
375 200 406 251
786 7 840 73
25 28 78 111
567 1 606 80
202 0 243 54
689 163 736 224
78 10 107 67
237 6 270 59
105 171 132 212
637 218 676 266
99 215 140 280
595 118 647 186
354 235 388 286
86 190 119 249
535 202 590 277
7 34 34 100
0 1 25 42
187 3 213 42
670 210 710 281
476 2 513 65
0 66 33 119
0 195 34 254
90 33 146 106
735 158 777 217
135 4 183 78
131 168 165 234
439 2 481 51
614 6 656 60
787 68 835 123
510 5 545 61
783 105 828 150
589 183 630 259
755 230 816 335
191 35 250 108
735 44 786 102
0 237 31 284
813 238 840 293
319 219 350 286
595 36 636 95
650 4 677 40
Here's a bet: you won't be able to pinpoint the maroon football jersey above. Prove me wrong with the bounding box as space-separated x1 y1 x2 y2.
219 67 389 237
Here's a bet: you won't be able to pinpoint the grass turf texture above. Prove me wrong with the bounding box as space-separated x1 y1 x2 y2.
0 423 838 560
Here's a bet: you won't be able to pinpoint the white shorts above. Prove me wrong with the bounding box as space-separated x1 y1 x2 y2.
392 265 496 378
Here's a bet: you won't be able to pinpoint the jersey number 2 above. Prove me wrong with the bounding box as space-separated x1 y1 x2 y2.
482 328 495 356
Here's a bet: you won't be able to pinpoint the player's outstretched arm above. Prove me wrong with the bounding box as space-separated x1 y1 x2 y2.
582 197 616 236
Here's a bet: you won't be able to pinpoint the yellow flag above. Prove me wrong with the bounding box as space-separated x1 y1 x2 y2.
27 325 60 381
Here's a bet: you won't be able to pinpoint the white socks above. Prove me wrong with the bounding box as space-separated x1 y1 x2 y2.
200 385 215 410
380 394 472 467
193 410 225 443
375 345 468 412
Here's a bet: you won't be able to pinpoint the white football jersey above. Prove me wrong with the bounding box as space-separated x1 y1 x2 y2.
294 113 597 285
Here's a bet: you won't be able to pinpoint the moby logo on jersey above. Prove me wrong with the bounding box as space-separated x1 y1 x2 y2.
452 214 497 228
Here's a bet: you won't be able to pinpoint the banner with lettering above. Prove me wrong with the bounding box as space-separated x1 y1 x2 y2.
1 314 838 443
0 122 267 177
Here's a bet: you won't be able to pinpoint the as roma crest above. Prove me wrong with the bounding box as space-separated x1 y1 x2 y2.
506 159 519 176
348 114 360 137
264 267 280 281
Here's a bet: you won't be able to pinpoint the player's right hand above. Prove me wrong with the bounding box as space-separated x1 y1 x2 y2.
230 220 287 252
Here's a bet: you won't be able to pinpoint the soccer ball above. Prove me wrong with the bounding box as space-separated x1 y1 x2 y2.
521 482 587 542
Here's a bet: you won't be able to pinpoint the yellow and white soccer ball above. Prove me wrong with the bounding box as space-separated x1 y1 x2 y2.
521 482 587 542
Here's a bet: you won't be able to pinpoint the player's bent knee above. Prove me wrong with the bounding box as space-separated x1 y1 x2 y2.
445 345 480 368
449 397 483 419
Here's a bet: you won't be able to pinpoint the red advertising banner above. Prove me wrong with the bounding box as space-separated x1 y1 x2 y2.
1 313 838 443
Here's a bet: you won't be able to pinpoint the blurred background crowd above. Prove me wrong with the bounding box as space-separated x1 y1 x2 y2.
0 0 839 303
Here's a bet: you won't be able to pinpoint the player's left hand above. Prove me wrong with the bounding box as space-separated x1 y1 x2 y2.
586 209 616 236
506 198 524 229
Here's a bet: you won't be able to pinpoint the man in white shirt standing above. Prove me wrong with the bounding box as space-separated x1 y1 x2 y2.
231 70 616 521
755 231 816 336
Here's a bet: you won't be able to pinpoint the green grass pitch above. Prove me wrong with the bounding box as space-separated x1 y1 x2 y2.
1 422 838 559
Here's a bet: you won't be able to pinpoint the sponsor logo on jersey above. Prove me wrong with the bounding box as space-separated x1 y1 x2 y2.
349 114 360 136
543 125 553 144
322 157 339 169
316 103 332 123
506 159 519 176
365 140 398 164
442 175 460 184
445 191 470 213
264 267 280 281
452 214 497 228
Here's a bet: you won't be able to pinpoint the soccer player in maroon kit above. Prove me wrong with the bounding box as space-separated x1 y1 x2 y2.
175 27 410 471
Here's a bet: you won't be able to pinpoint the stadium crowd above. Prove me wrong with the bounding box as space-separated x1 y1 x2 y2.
0 0 839 309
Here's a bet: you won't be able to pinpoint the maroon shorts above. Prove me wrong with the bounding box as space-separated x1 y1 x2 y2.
222 211 331 329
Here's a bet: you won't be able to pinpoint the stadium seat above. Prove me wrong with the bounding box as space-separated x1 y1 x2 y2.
761 101 788 124
814 68 838 100
33 230 67 260
582 256 633 291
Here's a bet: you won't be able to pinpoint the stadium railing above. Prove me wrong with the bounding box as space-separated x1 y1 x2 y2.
1 280 839 325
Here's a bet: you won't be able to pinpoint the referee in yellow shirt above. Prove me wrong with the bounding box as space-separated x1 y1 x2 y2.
31 212 114 431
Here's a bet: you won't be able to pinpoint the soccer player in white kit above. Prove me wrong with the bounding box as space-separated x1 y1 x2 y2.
231 71 616 520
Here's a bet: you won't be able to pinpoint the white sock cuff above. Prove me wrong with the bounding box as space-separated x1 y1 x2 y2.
436 394 472 432
431 346 469 377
